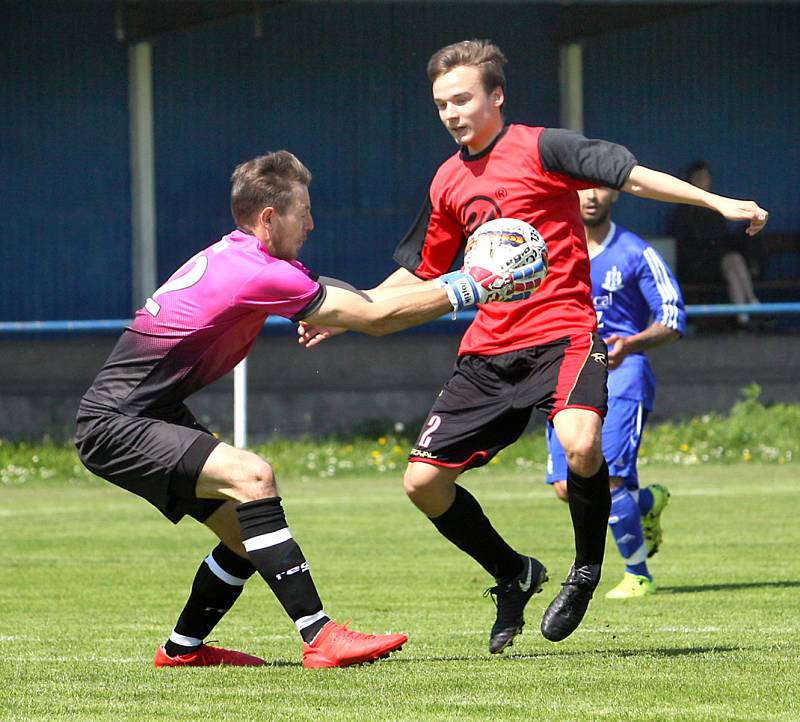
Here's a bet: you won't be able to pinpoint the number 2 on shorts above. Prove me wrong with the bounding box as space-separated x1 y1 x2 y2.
418 415 442 448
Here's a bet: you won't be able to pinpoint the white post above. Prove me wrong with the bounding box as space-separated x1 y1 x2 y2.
129 41 157 310
559 43 584 133
233 358 248 448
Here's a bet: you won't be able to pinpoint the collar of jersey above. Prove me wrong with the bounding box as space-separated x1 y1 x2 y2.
588 221 616 260
459 125 509 162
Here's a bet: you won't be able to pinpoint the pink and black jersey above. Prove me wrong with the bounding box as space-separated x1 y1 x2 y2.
393 124 637 355
81 230 324 416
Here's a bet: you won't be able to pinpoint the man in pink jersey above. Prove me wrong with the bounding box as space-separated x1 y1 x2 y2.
301 40 768 653
74 150 537 669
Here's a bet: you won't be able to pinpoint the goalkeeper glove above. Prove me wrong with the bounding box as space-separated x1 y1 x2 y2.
432 270 464 288
441 261 544 312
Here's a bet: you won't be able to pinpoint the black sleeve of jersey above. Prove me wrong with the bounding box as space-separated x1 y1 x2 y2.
539 128 638 190
290 284 327 323
392 196 433 275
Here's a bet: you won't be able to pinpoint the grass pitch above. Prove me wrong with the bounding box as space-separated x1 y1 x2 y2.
1 463 798 721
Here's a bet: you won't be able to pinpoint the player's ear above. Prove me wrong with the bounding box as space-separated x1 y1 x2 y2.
259 207 274 228
492 87 504 109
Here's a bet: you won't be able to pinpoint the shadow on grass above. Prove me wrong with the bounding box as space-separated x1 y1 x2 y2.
504 646 741 661
658 580 800 594
398 646 742 664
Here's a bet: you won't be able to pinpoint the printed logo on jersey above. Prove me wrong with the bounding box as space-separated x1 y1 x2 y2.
601 265 624 292
462 195 502 236
593 295 611 329
495 187 508 199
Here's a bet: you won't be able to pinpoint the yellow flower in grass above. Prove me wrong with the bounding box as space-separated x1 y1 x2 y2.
742 449 752 462
679 443 690 452
378 437 387 446
392 445 402 454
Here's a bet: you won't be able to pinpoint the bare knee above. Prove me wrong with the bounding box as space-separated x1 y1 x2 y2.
235 458 277 502
557 421 603 477
720 252 736 275
197 444 278 503
721 251 745 274
553 409 603 477
403 464 434 500
402 463 458 517
563 438 603 478
553 480 569 503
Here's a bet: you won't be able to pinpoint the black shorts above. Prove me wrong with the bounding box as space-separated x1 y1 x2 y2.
409 332 608 470
74 404 223 524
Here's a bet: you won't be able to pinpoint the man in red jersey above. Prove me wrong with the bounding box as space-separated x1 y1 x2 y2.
299 40 768 652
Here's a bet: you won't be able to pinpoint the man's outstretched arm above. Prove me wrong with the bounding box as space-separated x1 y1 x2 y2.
623 165 768 236
296 271 433 347
299 264 539 339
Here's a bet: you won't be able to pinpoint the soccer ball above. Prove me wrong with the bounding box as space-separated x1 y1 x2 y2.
464 218 548 283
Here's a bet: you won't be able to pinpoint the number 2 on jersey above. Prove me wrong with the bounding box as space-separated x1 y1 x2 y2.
145 255 209 317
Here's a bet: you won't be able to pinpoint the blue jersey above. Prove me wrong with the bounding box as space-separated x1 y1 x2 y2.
591 222 685 410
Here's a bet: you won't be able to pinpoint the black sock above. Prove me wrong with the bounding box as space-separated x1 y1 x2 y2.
429 484 522 580
164 542 256 657
236 497 329 643
566 459 611 567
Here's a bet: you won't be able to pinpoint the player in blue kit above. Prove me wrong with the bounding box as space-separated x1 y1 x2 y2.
545 186 686 598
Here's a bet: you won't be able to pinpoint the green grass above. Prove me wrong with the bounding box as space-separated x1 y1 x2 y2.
2 385 797 491
1 462 799 721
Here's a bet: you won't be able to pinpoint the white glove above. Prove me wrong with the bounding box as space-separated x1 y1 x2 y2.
441 261 545 311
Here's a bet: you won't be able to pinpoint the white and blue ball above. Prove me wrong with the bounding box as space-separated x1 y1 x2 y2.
464 218 548 285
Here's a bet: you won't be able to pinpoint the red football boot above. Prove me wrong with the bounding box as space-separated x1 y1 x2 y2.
302 620 407 669
154 643 266 668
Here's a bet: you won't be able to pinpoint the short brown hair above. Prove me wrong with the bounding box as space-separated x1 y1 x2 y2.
230 151 312 225
427 39 507 95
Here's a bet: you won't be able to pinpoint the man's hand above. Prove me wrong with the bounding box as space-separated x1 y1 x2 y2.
443 261 545 311
605 334 634 370
297 321 346 348
710 197 769 236
605 324 680 369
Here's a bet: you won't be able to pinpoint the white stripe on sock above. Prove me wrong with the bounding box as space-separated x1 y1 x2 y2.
204 553 248 587
169 630 203 648
243 528 293 552
294 610 328 632
624 543 649 565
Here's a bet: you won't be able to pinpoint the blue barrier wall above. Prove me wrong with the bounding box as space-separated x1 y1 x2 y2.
150 3 561 288
582 5 800 239
0 1 131 321
2 2 797 322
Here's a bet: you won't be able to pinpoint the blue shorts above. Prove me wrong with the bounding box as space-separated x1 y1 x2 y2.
546 396 648 490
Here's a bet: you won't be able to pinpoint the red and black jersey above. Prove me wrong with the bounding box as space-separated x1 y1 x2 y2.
393 124 637 355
